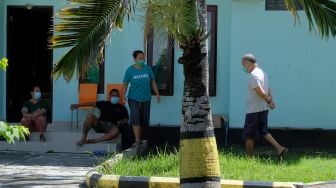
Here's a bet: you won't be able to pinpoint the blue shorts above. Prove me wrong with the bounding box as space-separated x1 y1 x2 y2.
242 110 270 141
128 98 151 126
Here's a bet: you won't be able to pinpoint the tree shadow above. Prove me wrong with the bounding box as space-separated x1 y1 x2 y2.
219 146 336 165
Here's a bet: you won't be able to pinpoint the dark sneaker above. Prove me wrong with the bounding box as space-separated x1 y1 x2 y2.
40 134 46 142
132 141 147 154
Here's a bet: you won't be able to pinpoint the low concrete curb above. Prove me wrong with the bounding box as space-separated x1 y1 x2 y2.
304 181 336 187
86 173 302 188
86 145 303 188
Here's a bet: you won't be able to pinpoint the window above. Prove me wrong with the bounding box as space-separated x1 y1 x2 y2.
147 29 174 96
266 0 303 10
79 51 105 94
147 5 217 96
207 5 218 96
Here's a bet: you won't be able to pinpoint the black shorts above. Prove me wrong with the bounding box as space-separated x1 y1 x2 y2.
93 121 117 133
242 110 269 141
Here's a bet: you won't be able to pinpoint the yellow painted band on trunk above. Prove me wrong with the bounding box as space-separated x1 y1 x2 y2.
180 137 220 178
149 177 180 188
97 175 119 188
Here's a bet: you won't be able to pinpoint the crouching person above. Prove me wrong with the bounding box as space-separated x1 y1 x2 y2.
71 89 129 146
21 85 49 142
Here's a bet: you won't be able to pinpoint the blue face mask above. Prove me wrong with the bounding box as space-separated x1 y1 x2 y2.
136 61 145 67
34 92 41 100
111 97 120 104
242 66 249 73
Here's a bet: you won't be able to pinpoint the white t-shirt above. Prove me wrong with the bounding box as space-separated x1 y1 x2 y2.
246 67 270 113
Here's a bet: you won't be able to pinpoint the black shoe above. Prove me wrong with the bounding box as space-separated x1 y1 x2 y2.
40 134 46 142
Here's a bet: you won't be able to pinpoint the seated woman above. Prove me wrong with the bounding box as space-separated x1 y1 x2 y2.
21 85 49 142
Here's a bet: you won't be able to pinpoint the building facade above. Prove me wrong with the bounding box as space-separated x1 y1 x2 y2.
1 0 336 131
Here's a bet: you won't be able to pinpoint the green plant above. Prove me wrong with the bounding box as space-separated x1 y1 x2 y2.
0 57 8 71
0 121 29 143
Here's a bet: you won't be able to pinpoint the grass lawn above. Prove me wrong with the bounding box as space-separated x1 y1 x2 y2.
100 147 336 183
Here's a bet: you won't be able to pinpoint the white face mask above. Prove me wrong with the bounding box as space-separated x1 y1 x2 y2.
242 66 249 73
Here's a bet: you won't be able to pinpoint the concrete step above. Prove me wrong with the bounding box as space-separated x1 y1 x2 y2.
47 123 83 132
0 140 120 153
0 130 121 153
27 131 110 142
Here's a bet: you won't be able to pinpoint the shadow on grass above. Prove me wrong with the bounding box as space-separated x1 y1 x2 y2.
219 146 336 165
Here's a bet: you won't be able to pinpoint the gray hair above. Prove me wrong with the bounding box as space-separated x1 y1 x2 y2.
242 53 256 63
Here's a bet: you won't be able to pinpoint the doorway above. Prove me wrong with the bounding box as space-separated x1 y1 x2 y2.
6 6 53 122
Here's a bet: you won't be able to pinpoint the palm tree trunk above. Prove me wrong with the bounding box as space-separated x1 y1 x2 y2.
179 0 221 187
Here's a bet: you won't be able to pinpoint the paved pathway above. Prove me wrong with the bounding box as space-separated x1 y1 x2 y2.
1 150 335 188
0 151 103 187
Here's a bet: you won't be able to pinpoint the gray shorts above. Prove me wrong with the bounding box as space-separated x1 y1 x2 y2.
128 98 151 126
93 121 117 133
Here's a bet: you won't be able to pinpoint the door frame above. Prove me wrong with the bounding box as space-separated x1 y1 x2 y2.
5 5 54 122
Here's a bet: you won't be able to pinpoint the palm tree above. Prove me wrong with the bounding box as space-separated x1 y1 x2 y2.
51 0 336 187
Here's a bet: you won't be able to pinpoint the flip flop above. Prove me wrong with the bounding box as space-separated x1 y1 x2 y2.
277 148 288 162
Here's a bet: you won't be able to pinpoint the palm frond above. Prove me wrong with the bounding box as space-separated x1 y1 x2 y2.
288 0 336 38
141 0 200 47
285 0 300 24
51 0 135 81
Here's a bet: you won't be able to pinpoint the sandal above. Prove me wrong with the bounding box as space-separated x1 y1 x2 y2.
40 134 46 142
277 148 288 162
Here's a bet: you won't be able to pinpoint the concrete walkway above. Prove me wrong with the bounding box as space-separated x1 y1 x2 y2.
0 150 104 187
1 150 335 188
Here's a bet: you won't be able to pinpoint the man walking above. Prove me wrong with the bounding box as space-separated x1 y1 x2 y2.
241 53 287 161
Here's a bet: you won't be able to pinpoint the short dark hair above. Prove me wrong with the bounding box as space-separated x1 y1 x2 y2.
109 89 119 96
132 50 144 59
31 85 40 91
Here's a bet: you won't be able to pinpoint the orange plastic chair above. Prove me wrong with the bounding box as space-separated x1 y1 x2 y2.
71 83 98 129
106 83 125 105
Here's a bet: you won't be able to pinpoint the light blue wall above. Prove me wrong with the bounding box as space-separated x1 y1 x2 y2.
52 0 232 126
230 0 336 129
88 0 232 126
208 0 232 124
0 0 4 120
0 0 230 126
